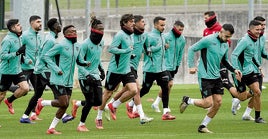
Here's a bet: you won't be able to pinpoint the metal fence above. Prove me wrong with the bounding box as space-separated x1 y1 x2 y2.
2 0 268 33
46 0 268 17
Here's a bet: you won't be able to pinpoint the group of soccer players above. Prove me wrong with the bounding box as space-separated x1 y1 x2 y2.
0 11 267 134
179 11 267 133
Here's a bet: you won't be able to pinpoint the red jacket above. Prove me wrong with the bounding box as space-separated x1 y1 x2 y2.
203 22 222 37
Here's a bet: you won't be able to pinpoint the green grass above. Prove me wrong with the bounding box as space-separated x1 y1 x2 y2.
1 84 268 139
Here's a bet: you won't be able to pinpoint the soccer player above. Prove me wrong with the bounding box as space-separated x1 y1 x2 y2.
112 15 154 123
21 15 42 91
203 11 222 36
72 17 105 131
0 19 29 114
19 18 62 123
139 16 176 120
95 14 137 128
241 16 268 121
203 11 243 114
151 20 186 113
36 25 90 134
179 24 241 133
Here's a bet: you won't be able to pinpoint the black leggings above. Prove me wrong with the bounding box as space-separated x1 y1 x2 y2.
79 79 102 123
24 73 51 115
140 71 169 108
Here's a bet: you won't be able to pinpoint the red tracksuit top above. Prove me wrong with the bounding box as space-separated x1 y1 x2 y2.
203 22 222 37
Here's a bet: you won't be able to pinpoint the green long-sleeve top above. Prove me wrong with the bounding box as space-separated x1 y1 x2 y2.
143 28 166 73
107 30 133 74
164 30 186 71
130 32 147 70
21 27 42 70
188 33 235 79
0 32 23 74
34 31 56 77
252 35 268 73
231 34 257 75
44 38 87 87
78 38 104 80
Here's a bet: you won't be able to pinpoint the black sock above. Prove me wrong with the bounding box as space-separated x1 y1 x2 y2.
7 95 17 103
255 111 260 119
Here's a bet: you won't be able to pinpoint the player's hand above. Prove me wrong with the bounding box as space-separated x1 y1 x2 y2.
234 69 242 82
189 67 197 74
16 44 26 56
28 60 32 64
165 43 169 49
58 71 63 75
259 68 264 77
86 62 91 67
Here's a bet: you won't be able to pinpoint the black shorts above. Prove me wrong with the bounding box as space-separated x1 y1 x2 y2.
79 78 102 94
200 78 224 98
104 71 136 91
130 67 138 79
50 85 72 97
0 72 27 91
143 71 169 87
35 72 51 88
232 74 247 93
167 70 175 81
241 72 259 86
22 69 34 80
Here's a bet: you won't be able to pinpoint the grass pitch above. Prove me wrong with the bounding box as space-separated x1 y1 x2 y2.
1 84 268 139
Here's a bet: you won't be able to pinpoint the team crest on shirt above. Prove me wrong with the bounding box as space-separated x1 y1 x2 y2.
76 47 79 51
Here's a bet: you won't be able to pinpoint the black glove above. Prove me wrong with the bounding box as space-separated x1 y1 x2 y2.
16 44 26 56
130 54 136 59
98 65 105 81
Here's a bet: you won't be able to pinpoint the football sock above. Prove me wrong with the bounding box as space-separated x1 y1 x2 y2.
112 99 122 108
136 104 145 118
76 100 82 106
96 110 103 120
78 122 85 127
7 95 17 103
128 100 134 107
200 115 212 127
243 106 252 116
153 96 162 106
187 98 195 105
163 108 169 114
255 111 260 119
22 114 29 118
41 100 52 106
49 117 60 129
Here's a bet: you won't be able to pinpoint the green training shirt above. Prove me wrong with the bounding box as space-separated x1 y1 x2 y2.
107 30 133 74
188 33 234 79
0 32 23 74
21 27 42 70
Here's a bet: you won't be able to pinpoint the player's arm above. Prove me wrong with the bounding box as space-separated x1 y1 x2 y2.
187 38 208 74
109 34 132 54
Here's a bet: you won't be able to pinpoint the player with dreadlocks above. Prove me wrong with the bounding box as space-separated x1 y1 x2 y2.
70 15 105 131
